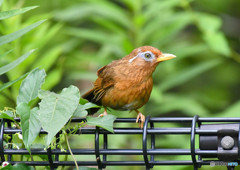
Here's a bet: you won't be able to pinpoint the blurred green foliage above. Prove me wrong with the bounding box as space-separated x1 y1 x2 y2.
1 0 240 169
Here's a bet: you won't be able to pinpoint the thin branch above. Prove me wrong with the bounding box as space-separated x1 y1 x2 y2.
64 133 79 170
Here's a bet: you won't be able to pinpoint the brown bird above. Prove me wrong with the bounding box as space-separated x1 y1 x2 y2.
82 46 176 128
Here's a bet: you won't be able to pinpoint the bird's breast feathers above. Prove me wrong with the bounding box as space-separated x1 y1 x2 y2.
101 77 153 110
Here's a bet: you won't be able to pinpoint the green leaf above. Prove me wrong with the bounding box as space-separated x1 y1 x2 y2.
167 43 207 59
1 163 34 170
32 47 61 71
0 19 46 46
0 72 28 92
143 0 180 20
78 167 97 170
203 32 231 56
16 103 30 150
150 94 209 116
0 6 38 20
195 13 231 56
31 23 63 51
1 164 12 169
159 59 222 91
16 104 41 153
216 100 240 117
0 0 3 7
73 105 88 118
66 27 122 45
196 13 222 33
0 49 13 59
150 12 192 46
73 103 100 117
54 2 131 29
0 112 15 121
80 98 89 105
38 85 80 146
0 49 35 76
28 107 41 150
87 115 116 133
80 102 100 110
12 133 23 148
17 68 46 105
41 68 62 90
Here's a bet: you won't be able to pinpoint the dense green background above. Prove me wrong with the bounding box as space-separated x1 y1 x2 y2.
1 0 240 169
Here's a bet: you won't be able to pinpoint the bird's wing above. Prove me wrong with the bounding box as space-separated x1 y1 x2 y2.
92 65 115 102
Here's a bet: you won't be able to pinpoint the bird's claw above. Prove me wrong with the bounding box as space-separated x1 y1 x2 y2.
98 109 108 117
136 112 145 129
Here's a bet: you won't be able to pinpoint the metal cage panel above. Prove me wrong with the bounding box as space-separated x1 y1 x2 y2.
1 116 240 170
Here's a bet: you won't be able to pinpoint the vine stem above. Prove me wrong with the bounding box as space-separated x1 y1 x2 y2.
65 133 79 170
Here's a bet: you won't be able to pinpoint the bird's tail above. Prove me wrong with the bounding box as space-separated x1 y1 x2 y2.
82 88 95 102
82 88 101 115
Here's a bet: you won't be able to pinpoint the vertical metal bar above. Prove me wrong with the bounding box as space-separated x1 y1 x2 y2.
150 122 155 160
54 133 60 169
191 115 199 170
47 147 54 170
0 119 5 163
7 121 12 162
197 121 202 168
102 133 107 168
238 125 240 158
150 119 155 168
142 116 151 169
95 127 102 169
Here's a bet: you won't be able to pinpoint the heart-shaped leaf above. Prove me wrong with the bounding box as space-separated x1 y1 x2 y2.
38 85 80 146
16 104 41 153
17 68 46 105
87 115 116 133
73 103 100 117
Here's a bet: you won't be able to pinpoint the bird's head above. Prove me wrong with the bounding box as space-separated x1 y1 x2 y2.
126 46 176 71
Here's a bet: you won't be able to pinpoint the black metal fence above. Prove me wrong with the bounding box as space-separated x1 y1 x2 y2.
1 115 240 170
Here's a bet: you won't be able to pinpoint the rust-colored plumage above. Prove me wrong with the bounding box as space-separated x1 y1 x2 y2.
82 46 176 128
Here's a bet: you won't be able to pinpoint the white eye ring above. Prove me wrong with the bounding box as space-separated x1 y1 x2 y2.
142 51 154 61
144 52 152 58
128 51 154 63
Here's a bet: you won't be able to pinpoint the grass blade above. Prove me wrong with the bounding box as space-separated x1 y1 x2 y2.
0 49 13 58
0 6 38 20
0 49 35 75
0 19 46 46
159 59 223 91
0 72 28 92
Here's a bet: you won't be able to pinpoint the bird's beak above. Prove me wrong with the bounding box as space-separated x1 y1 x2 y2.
157 53 176 62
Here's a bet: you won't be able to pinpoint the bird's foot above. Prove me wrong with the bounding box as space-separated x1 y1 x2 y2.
98 108 108 117
135 111 145 129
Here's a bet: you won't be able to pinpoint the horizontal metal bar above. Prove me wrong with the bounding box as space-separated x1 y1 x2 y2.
3 116 239 168
3 149 217 156
198 117 240 122
11 117 240 123
3 127 218 135
6 160 212 166
150 117 240 122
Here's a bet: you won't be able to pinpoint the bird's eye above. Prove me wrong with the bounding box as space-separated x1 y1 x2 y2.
144 53 152 59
